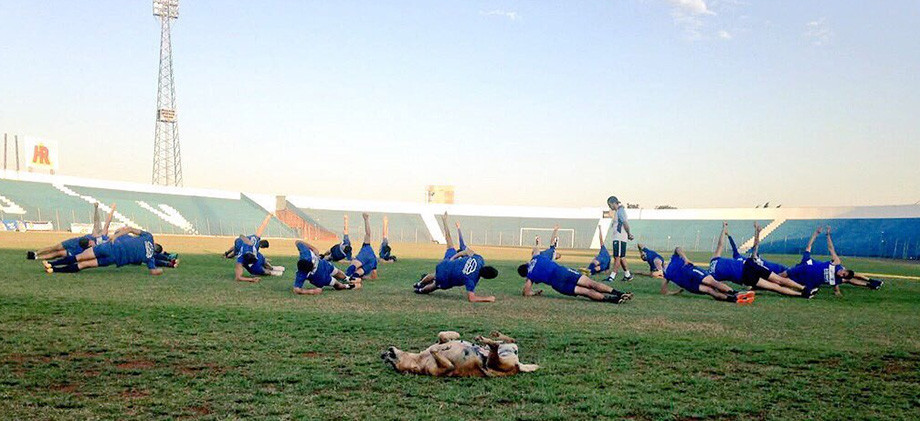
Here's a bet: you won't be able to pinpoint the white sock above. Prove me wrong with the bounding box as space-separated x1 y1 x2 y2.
610 272 617 279
624 270 632 277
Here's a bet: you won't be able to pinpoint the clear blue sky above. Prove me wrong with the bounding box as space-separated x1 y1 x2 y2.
1 0 918 208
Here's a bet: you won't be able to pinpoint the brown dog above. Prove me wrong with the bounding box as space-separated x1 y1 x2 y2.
381 331 539 377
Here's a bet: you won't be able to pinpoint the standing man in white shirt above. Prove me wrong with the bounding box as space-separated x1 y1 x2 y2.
605 196 634 282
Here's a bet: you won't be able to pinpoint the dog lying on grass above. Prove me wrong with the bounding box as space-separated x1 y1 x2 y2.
381 331 538 377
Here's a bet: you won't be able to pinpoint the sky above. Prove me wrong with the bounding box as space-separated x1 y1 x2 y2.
1 0 918 209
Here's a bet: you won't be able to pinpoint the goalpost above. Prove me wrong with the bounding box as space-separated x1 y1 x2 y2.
519 227 576 248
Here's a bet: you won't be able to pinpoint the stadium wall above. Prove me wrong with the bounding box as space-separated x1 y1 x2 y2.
2 171 918 259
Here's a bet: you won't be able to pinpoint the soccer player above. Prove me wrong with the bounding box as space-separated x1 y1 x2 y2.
725 229 789 275
413 213 498 302
378 215 397 263
779 227 884 296
708 222 811 298
605 196 634 282
661 247 755 303
292 240 360 295
223 214 272 259
28 203 117 260
319 214 353 262
518 234 632 303
637 243 665 278
581 225 611 277
233 214 283 282
43 227 164 276
345 213 378 281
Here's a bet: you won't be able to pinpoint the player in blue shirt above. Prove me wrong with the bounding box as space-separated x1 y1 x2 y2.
292 240 360 295
29 202 116 261
378 215 397 263
233 214 283 282
724 230 789 275
637 244 665 279
224 214 272 259
581 225 612 277
517 234 632 303
779 227 883 297
320 214 354 262
661 247 755 303
414 213 498 302
43 227 164 276
345 213 379 281
708 222 811 298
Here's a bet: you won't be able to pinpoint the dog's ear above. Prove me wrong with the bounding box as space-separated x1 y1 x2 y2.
517 363 539 373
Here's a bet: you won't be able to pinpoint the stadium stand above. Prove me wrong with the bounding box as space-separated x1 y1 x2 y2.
2 172 918 258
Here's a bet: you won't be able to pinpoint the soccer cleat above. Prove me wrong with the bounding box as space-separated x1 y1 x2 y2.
26 251 36 260
736 291 756 304
623 274 634 282
601 293 622 303
605 274 616 283
868 279 884 290
619 292 634 301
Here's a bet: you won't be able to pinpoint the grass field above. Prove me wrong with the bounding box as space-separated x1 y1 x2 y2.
1 233 919 419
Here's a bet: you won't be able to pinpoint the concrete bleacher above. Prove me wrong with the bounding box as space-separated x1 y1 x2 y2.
0 178 100 227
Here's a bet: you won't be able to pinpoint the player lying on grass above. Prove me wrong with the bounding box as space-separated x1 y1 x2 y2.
382 331 538 378
378 215 397 263
345 213 378 281
709 222 812 298
154 249 180 268
233 214 284 282
223 214 272 259
534 225 562 260
291 240 360 295
413 213 498 302
662 247 755 303
518 236 632 303
724 229 789 275
28 203 117 260
779 227 883 296
638 244 665 278
43 227 164 276
580 225 611 277
605 196 634 282
319 214 353 262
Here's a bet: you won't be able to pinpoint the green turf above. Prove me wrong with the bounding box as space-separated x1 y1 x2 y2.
1 249 919 420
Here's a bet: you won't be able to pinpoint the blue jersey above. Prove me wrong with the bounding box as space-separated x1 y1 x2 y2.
760 259 788 275
113 231 157 269
328 235 353 262
786 252 842 288
664 253 707 293
643 248 664 272
62 235 93 256
588 245 611 274
526 253 580 295
235 235 261 263
435 254 485 292
709 257 744 282
294 243 336 288
378 238 393 259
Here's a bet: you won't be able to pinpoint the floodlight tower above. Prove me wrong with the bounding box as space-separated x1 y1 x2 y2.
152 0 183 186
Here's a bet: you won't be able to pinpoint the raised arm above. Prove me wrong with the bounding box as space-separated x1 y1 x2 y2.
255 214 272 238
805 227 821 253
550 224 560 248
100 203 117 237
713 221 728 258
675 247 692 266
825 226 841 264
597 224 605 246
751 222 762 258
441 212 454 249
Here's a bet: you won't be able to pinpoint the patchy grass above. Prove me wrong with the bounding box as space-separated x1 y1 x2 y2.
1 245 918 420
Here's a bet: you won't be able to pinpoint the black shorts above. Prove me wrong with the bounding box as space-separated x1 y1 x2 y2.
740 258 772 287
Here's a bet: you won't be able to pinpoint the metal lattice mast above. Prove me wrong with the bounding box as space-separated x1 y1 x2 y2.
152 0 182 186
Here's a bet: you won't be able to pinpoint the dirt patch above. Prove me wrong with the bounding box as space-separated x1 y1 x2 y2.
189 405 212 415
302 352 320 358
120 389 151 399
116 359 156 370
50 383 80 394
176 362 225 377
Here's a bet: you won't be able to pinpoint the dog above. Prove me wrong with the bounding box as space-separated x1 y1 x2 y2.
381 331 539 377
